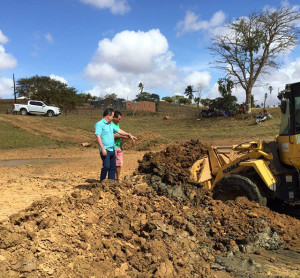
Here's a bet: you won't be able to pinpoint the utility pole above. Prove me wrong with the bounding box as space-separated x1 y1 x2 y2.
13 73 16 103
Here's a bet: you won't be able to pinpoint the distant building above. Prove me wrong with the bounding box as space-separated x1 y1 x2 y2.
126 101 156 112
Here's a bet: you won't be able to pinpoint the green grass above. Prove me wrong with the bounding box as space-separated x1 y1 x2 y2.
0 120 57 149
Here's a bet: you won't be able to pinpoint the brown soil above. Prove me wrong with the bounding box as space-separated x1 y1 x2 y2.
0 142 299 277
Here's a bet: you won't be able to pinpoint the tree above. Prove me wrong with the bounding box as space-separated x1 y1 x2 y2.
138 82 144 93
162 96 173 104
263 93 268 109
104 93 118 101
184 85 194 100
216 78 237 110
16 75 82 111
209 7 300 113
200 98 211 107
134 92 159 102
194 82 207 108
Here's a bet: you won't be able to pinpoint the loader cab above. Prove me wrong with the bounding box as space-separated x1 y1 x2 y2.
277 82 300 169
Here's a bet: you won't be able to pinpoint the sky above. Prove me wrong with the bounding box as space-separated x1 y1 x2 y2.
0 0 300 106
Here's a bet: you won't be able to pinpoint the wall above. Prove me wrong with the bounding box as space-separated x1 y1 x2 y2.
126 101 156 112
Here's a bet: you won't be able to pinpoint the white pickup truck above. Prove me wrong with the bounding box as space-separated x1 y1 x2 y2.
13 100 61 117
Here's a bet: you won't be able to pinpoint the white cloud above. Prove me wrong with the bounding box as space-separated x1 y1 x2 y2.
184 71 211 88
0 30 8 44
0 45 17 70
0 77 13 97
49 74 68 85
176 10 226 36
45 33 54 43
80 0 130 15
84 29 178 99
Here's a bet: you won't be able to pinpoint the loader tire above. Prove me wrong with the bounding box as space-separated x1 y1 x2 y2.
213 174 267 206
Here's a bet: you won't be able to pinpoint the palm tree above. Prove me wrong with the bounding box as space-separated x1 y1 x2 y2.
138 83 144 94
184 85 194 100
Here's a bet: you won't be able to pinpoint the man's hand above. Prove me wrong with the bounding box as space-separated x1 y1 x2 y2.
101 149 107 156
128 134 138 143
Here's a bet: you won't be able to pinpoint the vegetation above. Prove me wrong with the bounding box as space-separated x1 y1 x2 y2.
209 7 300 113
184 85 194 100
134 92 160 102
16 75 83 111
200 78 237 111
0 120 56 149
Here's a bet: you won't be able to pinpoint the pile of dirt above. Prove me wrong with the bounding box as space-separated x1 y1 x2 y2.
0 180 214 277
0 141 299 277
0 178 299 277
137 140 209 201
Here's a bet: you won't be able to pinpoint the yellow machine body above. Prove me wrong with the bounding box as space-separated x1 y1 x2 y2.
190 141 276 191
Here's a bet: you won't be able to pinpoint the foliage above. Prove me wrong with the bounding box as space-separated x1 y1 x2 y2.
201 78 237 110
184 85 194 100
162 96 173 104
104 93 118 101
209 7 300 113
200 98 211 107
134 92 160 102
16 75 82 110
173 95 191 104
138 82 144 93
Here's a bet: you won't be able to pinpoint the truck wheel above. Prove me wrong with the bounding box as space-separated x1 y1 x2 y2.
47 110 54 117
20 108 27 115
213 174 267 206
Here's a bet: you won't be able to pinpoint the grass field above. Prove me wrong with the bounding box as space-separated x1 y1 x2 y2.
0 120 57 149
0 107 281 150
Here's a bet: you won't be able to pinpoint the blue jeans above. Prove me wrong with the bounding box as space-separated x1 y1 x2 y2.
100 150 116 182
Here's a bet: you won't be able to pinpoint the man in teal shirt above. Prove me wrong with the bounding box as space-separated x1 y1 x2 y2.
95 108 136 182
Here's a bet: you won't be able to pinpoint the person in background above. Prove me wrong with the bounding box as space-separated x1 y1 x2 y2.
95 108 136 182
111 111 137 182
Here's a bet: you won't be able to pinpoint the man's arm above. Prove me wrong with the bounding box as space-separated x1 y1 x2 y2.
117 129 137 142
95 134 107 156
113 134 128 139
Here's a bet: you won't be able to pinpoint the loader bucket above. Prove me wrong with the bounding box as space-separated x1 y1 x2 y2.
190 156 212 190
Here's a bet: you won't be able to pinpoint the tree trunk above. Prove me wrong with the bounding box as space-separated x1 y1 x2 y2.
245 89 252 113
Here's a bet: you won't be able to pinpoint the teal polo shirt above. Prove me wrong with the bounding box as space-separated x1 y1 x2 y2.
94 119 119 152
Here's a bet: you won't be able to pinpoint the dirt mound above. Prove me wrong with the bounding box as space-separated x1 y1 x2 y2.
137 140 300 252
0 178 299 277
0 141 299 277
0 180 214 277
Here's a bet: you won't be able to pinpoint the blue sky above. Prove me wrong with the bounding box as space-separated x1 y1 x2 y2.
0 0 300 105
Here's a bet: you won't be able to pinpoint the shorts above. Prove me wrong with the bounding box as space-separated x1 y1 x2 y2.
115 147 123 166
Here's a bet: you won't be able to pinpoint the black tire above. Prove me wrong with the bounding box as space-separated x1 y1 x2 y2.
20 108 27 115
213 174 267 206
47 110 54 117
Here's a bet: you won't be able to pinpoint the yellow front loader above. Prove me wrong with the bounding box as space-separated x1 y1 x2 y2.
190 82 300 209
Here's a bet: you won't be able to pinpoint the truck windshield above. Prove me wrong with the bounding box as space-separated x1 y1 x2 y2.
279 99 290 135
295 96 300 134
